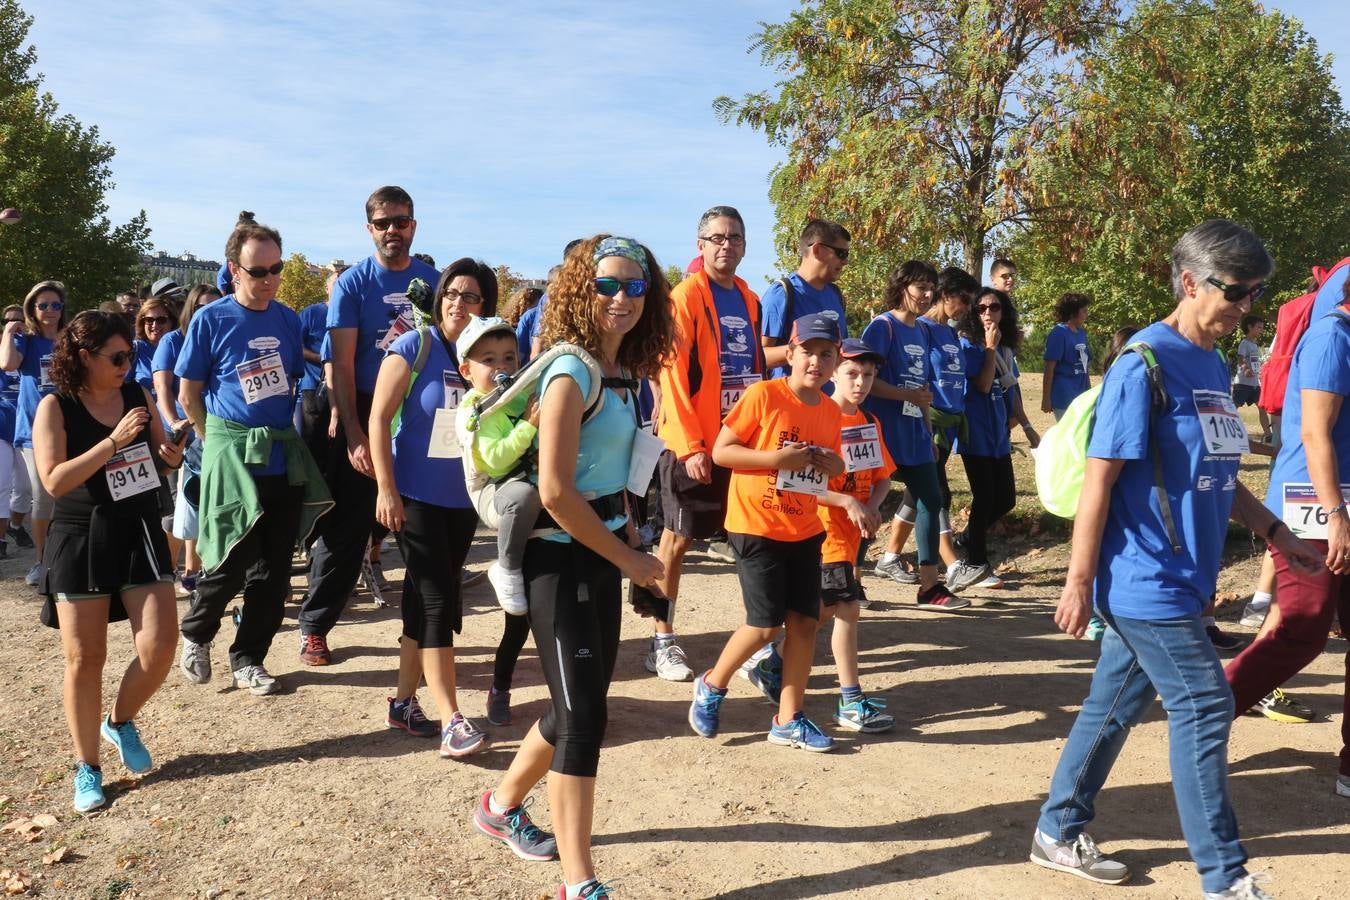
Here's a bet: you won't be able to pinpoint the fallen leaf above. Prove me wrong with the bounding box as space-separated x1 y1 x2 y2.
40 847 68 866
29 815 56 830
0 818 31 834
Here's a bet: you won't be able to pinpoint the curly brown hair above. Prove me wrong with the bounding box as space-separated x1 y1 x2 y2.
539 235 674 379
49 310 133 396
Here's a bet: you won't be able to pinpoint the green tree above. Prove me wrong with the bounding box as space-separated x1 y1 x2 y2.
1012 0 1350 334
0 0 150 307
716 0 1117 312
663 263 686 289
494 264 524 312
276 253 328 311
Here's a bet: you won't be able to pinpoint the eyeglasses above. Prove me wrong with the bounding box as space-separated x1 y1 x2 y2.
814 242 849 261
594 277 648 298
370 215 413 232
441 289 483 307
699 233 745 247
37 301 64 311
976 303 1002 313
1205 276 1266 304
237 262 285 279
143 315 172 327
92 349 132 367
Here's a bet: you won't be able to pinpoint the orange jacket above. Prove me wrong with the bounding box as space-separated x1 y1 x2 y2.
657 270 764 460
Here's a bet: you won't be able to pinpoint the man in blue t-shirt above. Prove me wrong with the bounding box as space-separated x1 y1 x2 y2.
176 218 311 697
759 218 850 379
301 186 440 664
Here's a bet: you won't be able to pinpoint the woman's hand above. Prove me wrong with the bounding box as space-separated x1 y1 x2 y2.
1054 578 1095 638
984 326 1002 350
1324 514 1350 575
620 548 664 588
157 429 186 468
110 407 150 450
375 489 405 533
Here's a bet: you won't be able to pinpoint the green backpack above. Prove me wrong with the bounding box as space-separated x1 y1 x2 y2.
1034 342 1182 555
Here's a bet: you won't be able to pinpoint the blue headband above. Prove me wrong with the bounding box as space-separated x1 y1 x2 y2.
593 236 650 280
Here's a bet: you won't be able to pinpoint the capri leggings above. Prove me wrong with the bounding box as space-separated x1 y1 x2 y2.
397 499 478 648
528 531 623 778
19 446 54 519
893 462 943 567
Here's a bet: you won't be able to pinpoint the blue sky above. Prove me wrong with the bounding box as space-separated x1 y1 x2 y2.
20 1 1348 287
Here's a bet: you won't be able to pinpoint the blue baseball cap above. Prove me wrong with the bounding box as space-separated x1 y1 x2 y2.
789 312 842 345
839 337 883 364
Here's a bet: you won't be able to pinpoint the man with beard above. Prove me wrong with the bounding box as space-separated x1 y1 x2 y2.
298 186 439 665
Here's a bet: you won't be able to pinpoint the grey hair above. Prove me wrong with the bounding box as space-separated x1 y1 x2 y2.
697 205 745 238
1170 219 1274 299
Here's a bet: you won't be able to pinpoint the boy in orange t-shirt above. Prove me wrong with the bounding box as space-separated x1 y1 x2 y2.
689 313 845 752
817 338 896 733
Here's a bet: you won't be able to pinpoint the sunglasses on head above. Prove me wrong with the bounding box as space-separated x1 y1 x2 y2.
977 302 1002 313
594 277 648 298
370 215 413 232
814 242 849 261
93 349 132 367
238 262 285 279
1205 276 1266 304
37 301 64 311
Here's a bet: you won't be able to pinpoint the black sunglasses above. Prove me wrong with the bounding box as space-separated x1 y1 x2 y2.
237 262 285 279
814 242 849 261
370 215 413 231
1205 276 1266 304
92 349 132 367
976 303 1002 313
143 315 172 327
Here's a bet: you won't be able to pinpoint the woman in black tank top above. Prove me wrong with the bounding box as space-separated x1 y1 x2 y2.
30 311 185 814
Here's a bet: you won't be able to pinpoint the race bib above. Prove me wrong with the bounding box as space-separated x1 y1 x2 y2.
627 427 665 495
719 373 761 416
842 423 883 473
378 309 415 351
428 408 461 459
776 460 827 497
236 352 288 404
104 442 158 502
1282 483 1350 539
39 354 53 389
442 370 466 410
1194 389 1247 455
902 380 922 418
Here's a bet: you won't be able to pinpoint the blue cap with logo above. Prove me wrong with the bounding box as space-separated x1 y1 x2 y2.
789 312 842 345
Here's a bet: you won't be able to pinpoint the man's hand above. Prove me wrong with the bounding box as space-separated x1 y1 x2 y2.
348 433 374 478
684 451 712 484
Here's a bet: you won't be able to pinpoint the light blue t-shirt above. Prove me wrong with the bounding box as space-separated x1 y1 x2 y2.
1045 322 1092 410
530 353 635 543
388 328 471 509
1265 308 1350 518
760 273 848 379
860 313 934 468
710 281 756 375
327 255 440 394
956 338 1009 457
11 333 55 449
176 296 304 476
920 316 966 414
152 330 186 421
298 302 328 393
1089 322 1241 619
0 369 18 443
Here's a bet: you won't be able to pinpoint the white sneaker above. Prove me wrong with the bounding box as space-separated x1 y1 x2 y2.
705 541 736 563
487 562 527 616
1336 774 1350 798
25 563 43 587
1204 873 1273 899
1239 602 1269 629
233 664 278 696
645 642 693 681
975 572 1004 588
180 639 212 684
945 560 988 593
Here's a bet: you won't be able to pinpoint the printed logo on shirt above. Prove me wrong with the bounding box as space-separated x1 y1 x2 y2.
1223 474 1237 492
942 343 962 372
382 292 412 308
721 315 749 353
1197 475 1214 491
248 336 281 351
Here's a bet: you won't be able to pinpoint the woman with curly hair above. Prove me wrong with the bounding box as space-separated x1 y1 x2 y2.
31 310 185 812
1 280 70 586
472 236 673 900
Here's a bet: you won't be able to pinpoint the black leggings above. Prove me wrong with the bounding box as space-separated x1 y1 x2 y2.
493 612 531 692
527 533 622 778
396 499 477 648
960 454 1015 565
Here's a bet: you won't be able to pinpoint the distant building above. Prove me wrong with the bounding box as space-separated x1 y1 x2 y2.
141 251 222 288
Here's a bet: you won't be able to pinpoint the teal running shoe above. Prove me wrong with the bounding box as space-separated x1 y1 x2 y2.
73 762 105 813
101 715 152 774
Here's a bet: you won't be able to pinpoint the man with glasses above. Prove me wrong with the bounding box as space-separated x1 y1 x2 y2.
299 186 439 665
649 206 765 681
176 214 329 697
760 219 851 379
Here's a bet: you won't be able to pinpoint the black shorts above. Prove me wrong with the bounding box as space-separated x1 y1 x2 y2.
820 561 861 607
658 450 732 540
1232 384 1260 408
729 531 824 627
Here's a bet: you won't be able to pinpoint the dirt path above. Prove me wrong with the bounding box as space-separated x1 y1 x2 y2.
2 401 1347 899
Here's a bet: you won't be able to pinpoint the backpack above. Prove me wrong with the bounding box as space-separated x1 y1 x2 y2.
1258 257 1350 415
1034 342 1183 555
775 276 846 342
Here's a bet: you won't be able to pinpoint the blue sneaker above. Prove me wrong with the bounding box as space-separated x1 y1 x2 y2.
100 715 152 774
834 695 896 733
767 711 834 752
689 671 726 738
73 762 105 813
1085 615 1106 641
745 657 782 705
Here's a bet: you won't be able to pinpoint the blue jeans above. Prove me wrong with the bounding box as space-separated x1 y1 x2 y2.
1036 611 1246 893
